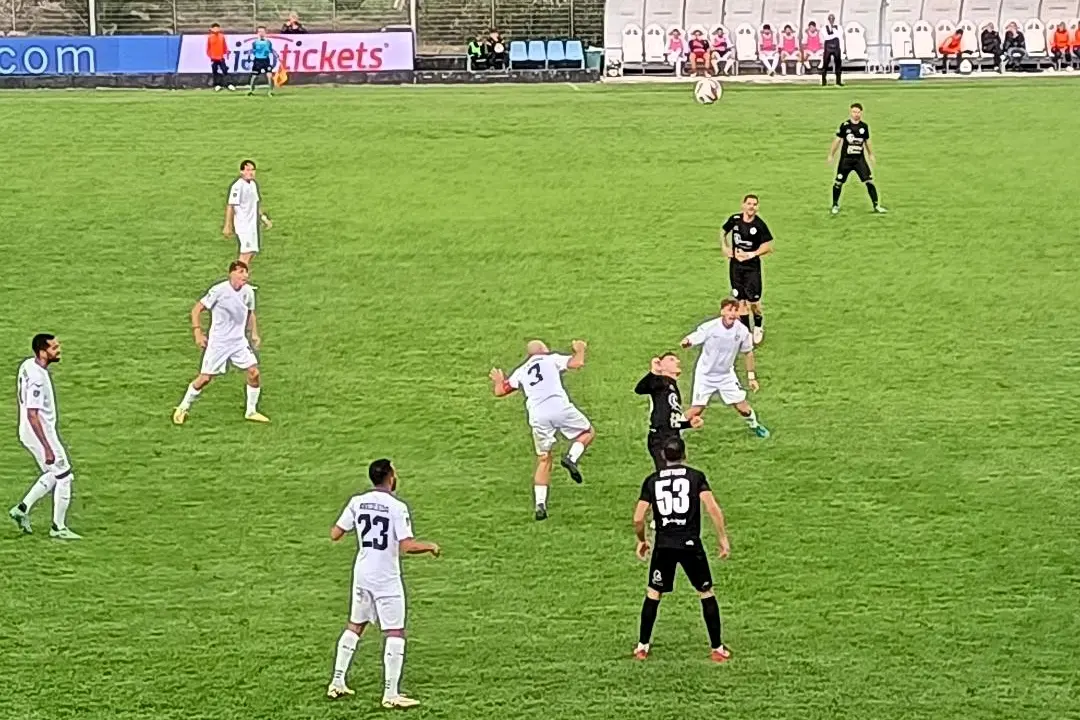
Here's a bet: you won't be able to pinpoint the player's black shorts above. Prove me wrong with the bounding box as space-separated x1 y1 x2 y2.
647 431 679 471
729 261 762 303
648 544 713 594
251 58 272 75
836 154 872 183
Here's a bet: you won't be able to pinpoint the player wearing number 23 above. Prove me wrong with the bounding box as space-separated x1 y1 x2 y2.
632 436 732 662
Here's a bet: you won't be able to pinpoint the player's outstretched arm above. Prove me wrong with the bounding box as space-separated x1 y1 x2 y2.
635 361 660 394
490 368 513 397
633 500 651 560
191 301 208 349
400 538 441 557
247 310 261 349
700 491 730 559
567 339 587 369
827 136 842 163
742 350 759 392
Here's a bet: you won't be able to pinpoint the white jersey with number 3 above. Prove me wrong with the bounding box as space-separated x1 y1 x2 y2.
507 353 572 411
336 489 413 594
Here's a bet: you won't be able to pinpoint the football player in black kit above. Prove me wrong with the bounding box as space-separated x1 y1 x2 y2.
632 436 732 662
721 194 774 345
634 353 703 470
827 102 887 215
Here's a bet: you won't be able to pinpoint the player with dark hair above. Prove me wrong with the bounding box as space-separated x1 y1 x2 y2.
721 194 774 345
632 436 731 661
247 26 276 96
828 103 887 215
635 353 702 470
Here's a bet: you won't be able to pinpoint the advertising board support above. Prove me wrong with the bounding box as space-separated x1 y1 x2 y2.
88 0 96 35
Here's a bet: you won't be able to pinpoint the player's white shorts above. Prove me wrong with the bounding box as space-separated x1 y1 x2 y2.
200 341 258 376
351 584 406 630
236 228 259 255
692 370 746 407
20 430 71 475
528 400 591 456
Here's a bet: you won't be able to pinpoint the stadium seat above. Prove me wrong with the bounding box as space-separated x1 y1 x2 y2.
891 21 913 59
934 20 956 51
1024 18 1046 55
546 40 566 64
958 19 978 53
688 23 708 38
509 41 528 67
643 23 667 63
734 22 758 63
565 39 585 68
527 40 547 66
844 22 868 61
912 20 935 58
622 23 644 66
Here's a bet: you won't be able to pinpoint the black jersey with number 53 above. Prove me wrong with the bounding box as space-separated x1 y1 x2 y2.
639 465 710 548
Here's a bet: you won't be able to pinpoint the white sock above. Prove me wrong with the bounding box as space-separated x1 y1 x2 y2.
567 441 586 463
383 636 406 700
332 629 359 686
52 473 72 529
245 385 261 415
179 383 201 411
534 484 548 507
21 472 56 510
743 408 759 428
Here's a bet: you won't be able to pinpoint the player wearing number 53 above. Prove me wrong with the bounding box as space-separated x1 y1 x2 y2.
490 339 595 521
327 459 441 708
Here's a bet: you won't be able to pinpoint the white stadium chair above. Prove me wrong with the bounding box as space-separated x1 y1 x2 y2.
687 23 708 37
844 21 868 61
734 22 758 63
622 23 644 66
1024 18 1046 55
912 20 936 58
934 19 956 51
643 23 667 63
958 19 978 53
891 21 914 58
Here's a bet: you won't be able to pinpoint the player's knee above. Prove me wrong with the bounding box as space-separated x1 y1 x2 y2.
347 622 367 636
537 452 554 467
246 367 260 386
195 374 213 389
384 628 406 639
646 588 662 601
698 589 715 600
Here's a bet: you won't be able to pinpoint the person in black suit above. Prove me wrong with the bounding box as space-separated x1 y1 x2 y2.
821 14 843 86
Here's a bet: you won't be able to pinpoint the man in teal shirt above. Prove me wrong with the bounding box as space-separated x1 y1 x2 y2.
247 26 276 96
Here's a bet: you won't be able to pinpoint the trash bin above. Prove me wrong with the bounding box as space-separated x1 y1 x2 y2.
897 59 921 80
585 47 603 71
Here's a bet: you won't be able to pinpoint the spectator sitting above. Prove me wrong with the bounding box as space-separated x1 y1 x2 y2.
1002 22 1026 71
281 11 307 34
758 24 779 75
802 21 824 72
687 29 711 76
486 29 507 70
666 28 686 74
937 28 963 73
710 27 734 75
980 23 1002 72
779 24 801 75
1050 22 1071 69
1073 24 1080 69
467 34 488 70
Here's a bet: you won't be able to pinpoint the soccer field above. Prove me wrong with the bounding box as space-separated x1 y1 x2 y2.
2 80 1079 720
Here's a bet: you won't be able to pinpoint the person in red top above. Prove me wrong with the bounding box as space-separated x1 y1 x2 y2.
937 28 963 73
1073 25 1080 69
206 23 233 91
1050 22 1071 69
687 29 711 76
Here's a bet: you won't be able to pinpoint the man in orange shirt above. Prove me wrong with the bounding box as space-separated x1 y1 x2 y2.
938 28 964 73
207 23 234 91
1073 24 1080 69
1050 22 1071 69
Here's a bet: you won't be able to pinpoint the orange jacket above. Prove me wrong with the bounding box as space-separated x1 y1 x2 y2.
939 34 962 54
207 32 228 60
1050 29 1070 51
1073 28 1080 48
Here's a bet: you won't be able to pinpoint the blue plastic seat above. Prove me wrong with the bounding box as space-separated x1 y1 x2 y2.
527 40 547 65
565 39 585 68
509 40 528 67
546 40 566 63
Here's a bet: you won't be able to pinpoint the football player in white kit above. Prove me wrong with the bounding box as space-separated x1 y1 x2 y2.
328 459 441 708
681 298 770 438
172 261 269 425
223 160 272 266
489 339 595 521
8 334 81 539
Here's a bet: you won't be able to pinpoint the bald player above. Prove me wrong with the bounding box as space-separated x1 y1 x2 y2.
490 339 595 521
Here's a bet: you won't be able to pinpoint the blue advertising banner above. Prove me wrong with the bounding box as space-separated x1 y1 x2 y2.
0 36 181 75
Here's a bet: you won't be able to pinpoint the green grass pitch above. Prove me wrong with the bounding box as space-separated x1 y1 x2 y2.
1 81 1079 720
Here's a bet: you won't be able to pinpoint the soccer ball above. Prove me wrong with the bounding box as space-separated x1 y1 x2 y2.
958 59 973 75
694 78 721 104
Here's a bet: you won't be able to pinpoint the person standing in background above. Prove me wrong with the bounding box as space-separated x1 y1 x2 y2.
247 26 276 97
821 14 843 86
207 23 234 91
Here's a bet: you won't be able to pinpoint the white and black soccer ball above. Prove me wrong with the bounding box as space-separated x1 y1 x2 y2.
958 59 973 75
694 77 721 104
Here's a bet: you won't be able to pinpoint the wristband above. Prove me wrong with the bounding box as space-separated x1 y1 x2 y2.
747 372 756 380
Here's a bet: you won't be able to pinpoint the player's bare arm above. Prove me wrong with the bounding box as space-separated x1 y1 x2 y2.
736 239 773 263
223 205 235 237
827 136 842 163
633 499 650 560
191 301 208 349
26 408 55 464
489 368 514 397
720 230 733 259
247 310 261 349
400 538 441 557
742 350 760 392
259 205 273 229
330 524 349 541
567 339 587 369
700 491 730 559
864 138 876 164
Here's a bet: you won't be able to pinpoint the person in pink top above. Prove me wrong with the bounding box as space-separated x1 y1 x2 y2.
779 24 801 74
666 28 686 74
802 21 824 72
758 23 779 75
710 27 734 75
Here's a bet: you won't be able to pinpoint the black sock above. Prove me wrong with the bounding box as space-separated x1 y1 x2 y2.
753 313 763 330
738 315 751 330
832 182 843 206
17 503 27 513
701 595 723 649
639 596 660 645
866 182 879 206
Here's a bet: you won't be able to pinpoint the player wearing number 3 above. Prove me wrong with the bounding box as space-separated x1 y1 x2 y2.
327 459 441 708
490 339 595 521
